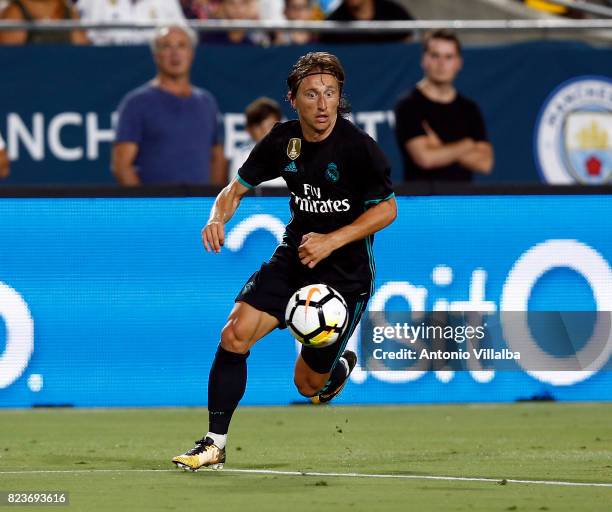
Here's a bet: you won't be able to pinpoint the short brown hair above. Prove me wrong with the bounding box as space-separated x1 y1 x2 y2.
245 97 282 128
422 29 462 56
286 52 350 114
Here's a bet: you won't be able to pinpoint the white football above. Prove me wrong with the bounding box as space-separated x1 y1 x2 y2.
285 284 348 348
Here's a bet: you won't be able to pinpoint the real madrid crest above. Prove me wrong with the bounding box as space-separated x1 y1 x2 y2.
287 138 301 160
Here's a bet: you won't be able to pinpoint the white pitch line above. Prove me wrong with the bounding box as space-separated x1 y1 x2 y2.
0 468 611 488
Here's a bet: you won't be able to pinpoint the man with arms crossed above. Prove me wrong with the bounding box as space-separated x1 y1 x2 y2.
394 30 494 182
172 52 396 471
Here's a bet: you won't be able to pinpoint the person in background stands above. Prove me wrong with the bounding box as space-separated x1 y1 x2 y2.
78 0 185 45
274 0 317 45
229 97 284 186
394 29 494 182
181 0 283 22
202 0 270 45
319 0 413 44
181 0 217 19
0 0 88 44
112 25 226 186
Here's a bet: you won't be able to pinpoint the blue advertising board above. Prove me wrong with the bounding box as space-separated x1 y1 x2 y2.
0 194 611 407
0 42 611 185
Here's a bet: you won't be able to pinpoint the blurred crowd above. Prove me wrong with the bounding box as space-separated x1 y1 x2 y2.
1 0 610 48
1 0 611 48
0 0 414 46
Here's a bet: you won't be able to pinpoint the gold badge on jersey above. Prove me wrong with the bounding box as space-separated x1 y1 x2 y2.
287 138 301 160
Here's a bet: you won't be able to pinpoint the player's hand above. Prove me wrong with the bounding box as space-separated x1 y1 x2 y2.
202 220 225 253
298 232 335 269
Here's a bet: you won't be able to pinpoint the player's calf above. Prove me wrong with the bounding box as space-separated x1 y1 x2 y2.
311 351 357 404
294 355 329 397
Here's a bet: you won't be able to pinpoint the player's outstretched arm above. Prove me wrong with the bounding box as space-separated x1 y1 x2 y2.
298 196 397 269
202 178 251 253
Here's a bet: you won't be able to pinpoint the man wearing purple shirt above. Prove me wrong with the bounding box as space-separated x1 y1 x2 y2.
112 25 227 186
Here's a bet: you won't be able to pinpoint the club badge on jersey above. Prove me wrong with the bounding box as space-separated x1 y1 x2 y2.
287 138 301 160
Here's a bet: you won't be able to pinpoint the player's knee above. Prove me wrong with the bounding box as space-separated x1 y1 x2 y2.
220 320 251 354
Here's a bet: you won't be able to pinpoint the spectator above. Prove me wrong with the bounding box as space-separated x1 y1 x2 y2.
229 97 284 186
203 0 270 45
181 0 217 19
259 0 284 20
0 0 88 45
319 0 413 44
78 0 185 45
394 30 494 182
0 131 9 179
112 25 226 186
183 0 282 20
274 0 317 45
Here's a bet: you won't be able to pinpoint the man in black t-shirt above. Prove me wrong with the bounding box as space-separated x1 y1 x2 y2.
172 52 396 472
320 0 414 44
394 30 494 182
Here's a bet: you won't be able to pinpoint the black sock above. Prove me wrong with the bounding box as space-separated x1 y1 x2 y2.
208 346 249 435
321 358 348 394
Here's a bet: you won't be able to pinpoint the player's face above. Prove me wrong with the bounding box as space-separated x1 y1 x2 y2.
154 28 194 79
291 73 340 140
422 39 462 86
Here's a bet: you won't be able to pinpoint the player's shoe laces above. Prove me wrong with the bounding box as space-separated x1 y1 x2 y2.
172 437 226 471
311 350 357 405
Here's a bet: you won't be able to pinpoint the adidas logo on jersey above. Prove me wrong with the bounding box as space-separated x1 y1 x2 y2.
283 161 298 173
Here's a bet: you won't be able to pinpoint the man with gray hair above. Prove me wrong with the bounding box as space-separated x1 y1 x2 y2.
112 25 226 185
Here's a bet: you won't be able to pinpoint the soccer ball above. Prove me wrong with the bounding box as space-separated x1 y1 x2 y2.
285 284 349 348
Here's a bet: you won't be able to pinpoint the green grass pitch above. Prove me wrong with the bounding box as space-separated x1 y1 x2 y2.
1 403 611 511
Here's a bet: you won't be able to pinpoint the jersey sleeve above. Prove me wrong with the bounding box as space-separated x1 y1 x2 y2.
0 131 5 151
236 126 281 189
393 96 425 145
361 136 394 207
114 93 144 144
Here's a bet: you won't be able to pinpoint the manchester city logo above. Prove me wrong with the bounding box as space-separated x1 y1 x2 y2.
287 138 301 160
534 76 612 184
325 162 339 183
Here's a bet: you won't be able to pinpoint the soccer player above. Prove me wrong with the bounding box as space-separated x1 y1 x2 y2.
172 52 397 472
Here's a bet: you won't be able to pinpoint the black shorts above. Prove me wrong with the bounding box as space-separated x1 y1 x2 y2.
235 243 370 374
